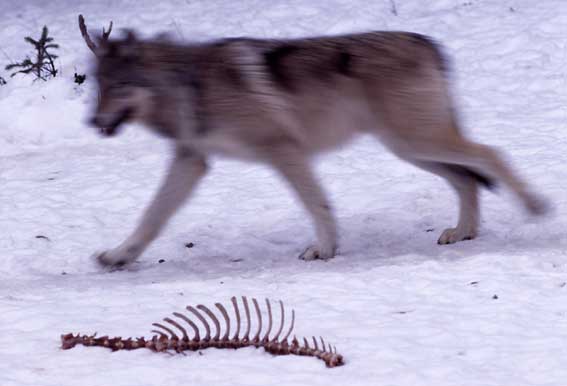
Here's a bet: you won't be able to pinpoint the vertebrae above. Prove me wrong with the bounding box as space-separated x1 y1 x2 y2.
61 296 344 368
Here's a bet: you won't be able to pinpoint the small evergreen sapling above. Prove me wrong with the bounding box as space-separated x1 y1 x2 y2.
5 26 59 81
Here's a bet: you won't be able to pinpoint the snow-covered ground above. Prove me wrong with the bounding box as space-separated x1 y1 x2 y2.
1 0 567 385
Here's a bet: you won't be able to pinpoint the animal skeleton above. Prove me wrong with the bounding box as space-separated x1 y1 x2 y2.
61 296 344 368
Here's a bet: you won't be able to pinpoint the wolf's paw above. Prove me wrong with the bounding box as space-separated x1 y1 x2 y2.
93 245 141 268
93 252 127 270
298 245 336 261
93 251 123 268
524 193 551 217
437 227 477 245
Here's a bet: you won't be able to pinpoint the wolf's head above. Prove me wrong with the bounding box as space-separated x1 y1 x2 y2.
89 31 153 136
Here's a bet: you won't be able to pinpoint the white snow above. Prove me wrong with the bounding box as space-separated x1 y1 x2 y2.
1 0 567 385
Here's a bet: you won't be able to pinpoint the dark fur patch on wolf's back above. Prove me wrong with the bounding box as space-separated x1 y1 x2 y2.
264 44 300 92
336 51 352 76
445 164 495 190
224 67 244 88
211 38 249 88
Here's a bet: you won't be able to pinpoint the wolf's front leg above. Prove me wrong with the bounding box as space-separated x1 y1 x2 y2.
95 147 208 267
268 147 338 261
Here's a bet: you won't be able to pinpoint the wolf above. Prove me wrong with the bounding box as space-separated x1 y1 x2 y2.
88 30 548 267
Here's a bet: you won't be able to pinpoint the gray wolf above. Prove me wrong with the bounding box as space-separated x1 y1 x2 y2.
88 31 548 267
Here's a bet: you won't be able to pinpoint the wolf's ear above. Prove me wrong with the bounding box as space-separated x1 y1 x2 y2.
118 29 140 60
94 30 140 60
124 29 138 44
154 31 174 42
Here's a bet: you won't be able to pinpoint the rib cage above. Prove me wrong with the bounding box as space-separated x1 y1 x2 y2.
61 296 344 368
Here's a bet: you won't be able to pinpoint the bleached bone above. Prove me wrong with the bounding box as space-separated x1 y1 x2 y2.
61 296 344 368
152 322 178 340
272 300 285 343
215 302 230 341
172 312 199 341
261 298 273 342
197 304 221 341
186 305 210 341
163 317 188 341
282 309 295 343
251 298 262 342
231 296 241 341
241 296 251 341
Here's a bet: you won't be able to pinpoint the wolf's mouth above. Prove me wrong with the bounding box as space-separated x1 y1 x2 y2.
100 108 134 136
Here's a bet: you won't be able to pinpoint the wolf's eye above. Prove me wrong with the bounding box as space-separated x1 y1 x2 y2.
108 84 131 96
110 82 131 89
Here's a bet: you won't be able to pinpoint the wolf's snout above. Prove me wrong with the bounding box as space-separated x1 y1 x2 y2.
87 109 133 136
87 114 117 136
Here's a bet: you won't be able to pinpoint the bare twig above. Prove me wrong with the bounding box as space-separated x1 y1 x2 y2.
171 19 184 39
390 0 398 16
0 46 13 62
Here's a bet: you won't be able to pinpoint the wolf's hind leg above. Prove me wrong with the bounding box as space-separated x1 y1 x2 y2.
408 160 482 244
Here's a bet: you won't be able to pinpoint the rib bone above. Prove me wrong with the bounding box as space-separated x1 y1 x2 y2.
271 300 285 343
187 306 210 341
215 302 230 341
152 323 178 340
164 317 188 341
173 312 200 341
251 298 262 342
231 296 241 341
241 296 251 341
261 298 273 342
197 305 221 341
